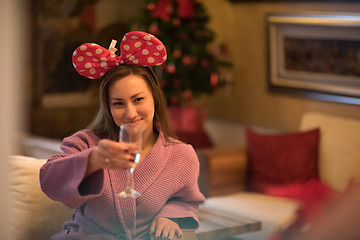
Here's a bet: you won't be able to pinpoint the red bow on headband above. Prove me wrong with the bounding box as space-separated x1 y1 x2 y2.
72 31 167 79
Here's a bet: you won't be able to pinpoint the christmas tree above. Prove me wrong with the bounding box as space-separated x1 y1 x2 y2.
133 0 232 106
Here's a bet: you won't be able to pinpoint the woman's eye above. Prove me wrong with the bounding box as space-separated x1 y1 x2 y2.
134 97 144 103
113 101 124 106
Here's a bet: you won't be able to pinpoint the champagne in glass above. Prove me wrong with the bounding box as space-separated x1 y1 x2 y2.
118 124 142 198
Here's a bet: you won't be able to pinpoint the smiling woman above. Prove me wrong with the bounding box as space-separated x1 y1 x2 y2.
39 31 205 240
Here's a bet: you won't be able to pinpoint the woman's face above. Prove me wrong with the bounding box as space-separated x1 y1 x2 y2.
109 74 155 140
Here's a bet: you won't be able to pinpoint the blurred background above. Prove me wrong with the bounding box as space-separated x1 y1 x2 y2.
2 0 360 237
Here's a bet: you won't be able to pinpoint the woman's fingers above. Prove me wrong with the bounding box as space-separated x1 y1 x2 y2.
151 217 181 239
175 226 183 238
96 140 134 169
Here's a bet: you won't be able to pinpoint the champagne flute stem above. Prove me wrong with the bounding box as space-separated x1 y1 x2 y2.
126 167 134 192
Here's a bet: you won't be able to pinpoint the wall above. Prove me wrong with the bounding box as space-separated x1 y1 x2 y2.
0 0 29 238
203 0 360 131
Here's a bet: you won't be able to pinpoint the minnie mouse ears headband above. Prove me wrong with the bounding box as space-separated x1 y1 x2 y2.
72 31 167 79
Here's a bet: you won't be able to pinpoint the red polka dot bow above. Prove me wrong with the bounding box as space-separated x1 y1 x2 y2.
72 31 167 79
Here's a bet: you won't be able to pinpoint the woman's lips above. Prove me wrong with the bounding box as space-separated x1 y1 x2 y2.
123 119 142 125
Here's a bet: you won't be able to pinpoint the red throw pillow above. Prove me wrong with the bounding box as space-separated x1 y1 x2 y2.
246 128 320 193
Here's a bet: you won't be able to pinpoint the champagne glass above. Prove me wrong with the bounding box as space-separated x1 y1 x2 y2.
118 124 142 198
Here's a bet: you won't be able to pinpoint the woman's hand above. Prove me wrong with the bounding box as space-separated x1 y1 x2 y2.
150 217 182 239
86 139 136 176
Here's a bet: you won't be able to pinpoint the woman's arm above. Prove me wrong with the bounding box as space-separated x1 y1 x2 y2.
39 130 104 209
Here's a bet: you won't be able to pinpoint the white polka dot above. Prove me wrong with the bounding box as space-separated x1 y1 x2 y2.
86 52 92 56
120 60 124 64
147 41 153 46
148 57 155 63
72 62 76 68
85 63 92 69
142 49 149 55
144 35 151 41
91 43 97 46
73 51 77 56
95 48 103 54
101 57 107 61
123 45 130 50
89 76 94 79
90 68 96 74
92 58 98 62
163 55 167 61
129 55 135 61
156 62 162 66
133 59 139 64
156 45 163 50
79 69 85 72
122 36 127 41
126 54 132 58
100 72 105 76
100 62 107 68
77 56 84 62
131 35 139 39
80 45 87 51
153 52 159 56
134 42 141 48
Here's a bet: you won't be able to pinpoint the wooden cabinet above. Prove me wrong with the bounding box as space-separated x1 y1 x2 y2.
197 147 248 197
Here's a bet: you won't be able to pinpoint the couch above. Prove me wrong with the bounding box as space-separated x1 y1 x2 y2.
8 112 360 240
196 111 360 239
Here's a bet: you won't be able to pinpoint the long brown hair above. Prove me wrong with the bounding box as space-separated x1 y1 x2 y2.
87 65 176 142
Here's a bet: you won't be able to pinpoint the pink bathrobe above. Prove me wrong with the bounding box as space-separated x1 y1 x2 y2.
40 130 205 240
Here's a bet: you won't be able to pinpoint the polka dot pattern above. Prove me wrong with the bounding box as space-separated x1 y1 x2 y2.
72 31 167 79
119 31 167 67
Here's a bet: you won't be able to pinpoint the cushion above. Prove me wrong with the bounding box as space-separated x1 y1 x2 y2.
300 112 360 192
264 178 335 220
8 155 74 240
246 128 320 193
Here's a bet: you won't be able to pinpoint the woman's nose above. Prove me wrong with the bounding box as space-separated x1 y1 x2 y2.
125 103 137 118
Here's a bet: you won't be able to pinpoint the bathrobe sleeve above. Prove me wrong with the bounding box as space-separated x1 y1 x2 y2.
39 130 104 209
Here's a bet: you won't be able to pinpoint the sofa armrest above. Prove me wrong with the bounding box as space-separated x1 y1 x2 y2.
196 147 247 197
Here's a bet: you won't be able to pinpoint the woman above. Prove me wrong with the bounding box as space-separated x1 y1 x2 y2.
40 31 205 240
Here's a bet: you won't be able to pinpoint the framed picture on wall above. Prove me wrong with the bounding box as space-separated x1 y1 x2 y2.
266 13 360 105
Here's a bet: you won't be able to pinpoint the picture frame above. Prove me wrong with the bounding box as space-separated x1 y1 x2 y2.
266 13 360 105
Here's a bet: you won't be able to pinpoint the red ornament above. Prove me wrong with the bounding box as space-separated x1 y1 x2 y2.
173 18 182 27
177 0 195 19
173 49 182 58
210 73 219 87
147 3 156 11
167 63 176 73
182 55 192 65
149 22 160 35
151 0 172 21
183 90 193 101
152 0 195 20
170 95 179 105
